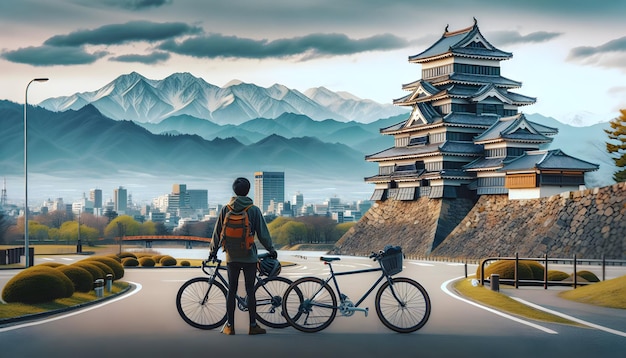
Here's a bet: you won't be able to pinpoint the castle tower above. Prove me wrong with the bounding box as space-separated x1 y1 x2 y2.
365 19 596 202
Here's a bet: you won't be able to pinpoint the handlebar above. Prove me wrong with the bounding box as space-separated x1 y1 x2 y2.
202 258 222 275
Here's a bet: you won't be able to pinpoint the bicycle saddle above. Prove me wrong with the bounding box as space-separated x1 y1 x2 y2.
320 257 341 262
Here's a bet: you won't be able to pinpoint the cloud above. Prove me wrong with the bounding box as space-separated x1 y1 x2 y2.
101 0 172 10
568 36 626 59
159 32 410 60
44 21 202 47
1 46 108 66
486 30 562 46
110 51 170 64
567 36 626 71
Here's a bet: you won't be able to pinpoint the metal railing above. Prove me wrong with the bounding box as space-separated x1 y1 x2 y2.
479 253 626 289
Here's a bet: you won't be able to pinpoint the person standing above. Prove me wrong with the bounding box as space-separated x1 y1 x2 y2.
208 177 277 335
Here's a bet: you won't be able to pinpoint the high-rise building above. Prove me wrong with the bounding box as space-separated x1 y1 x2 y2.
292 191 304 216
114 186 127 213
90 188 102 209
188 189 208 211
254 171 284 214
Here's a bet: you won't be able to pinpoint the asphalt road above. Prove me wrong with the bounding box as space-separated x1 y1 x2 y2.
1 252 625 358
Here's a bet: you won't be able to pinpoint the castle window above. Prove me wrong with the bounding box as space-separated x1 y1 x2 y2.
408 136 428 146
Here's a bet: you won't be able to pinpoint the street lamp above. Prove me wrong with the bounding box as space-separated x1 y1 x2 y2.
24 77 48 267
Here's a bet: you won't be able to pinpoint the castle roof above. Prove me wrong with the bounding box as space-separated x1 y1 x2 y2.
409 19 512 63
474 113 557 144
499 149 600 172
380 111 497 135
394 82 535 107
366 140 482 162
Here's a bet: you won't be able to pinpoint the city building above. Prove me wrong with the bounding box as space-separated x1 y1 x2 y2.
113 186 127 213
187 189 208 211
254 171 285 214
89 188 102 209
365 19 598 201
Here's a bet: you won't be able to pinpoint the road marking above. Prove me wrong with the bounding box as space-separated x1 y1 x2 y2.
441 276 558 335
0 281 142 333
408 262 434 267
511 297 626 338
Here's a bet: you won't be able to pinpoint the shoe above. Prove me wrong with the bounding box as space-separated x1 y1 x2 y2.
249 323 266 335
221 324 235 335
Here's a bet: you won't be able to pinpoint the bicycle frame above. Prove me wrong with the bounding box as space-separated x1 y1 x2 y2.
202 260 276 311
316 259 396 314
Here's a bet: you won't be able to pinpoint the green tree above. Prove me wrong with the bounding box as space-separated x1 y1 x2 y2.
140 221 156 235
58 221 99 245
104 215 141 239
605 109 626 182
271 220 308 246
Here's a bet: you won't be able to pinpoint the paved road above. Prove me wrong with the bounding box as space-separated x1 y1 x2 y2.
1 252 625 358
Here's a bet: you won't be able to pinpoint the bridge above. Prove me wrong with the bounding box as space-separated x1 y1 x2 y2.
122 235 212 249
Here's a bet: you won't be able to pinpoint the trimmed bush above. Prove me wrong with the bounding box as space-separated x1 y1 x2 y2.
180 260 191 267
73 262 106 281
478 260 544 280
160 255 177 266
57 265 93 292
547 270 569 281
82 260 114 280
122 257 139 267
152 254 167 263
38 262 64 268
118 251 137 259
106 254 122 263
2 266 74 303
84 256 124 280
576 270 600 282
139 257 156 267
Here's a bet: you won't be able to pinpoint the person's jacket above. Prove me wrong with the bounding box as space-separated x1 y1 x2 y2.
209 195 274 263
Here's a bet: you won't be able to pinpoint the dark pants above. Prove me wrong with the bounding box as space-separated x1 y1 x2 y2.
226 261 257 326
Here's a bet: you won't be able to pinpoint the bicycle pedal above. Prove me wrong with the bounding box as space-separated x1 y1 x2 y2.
364 307 369 317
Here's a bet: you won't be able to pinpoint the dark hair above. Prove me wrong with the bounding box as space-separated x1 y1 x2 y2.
232 177 250 196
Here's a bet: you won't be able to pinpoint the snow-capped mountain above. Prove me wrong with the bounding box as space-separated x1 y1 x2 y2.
38 72 408 125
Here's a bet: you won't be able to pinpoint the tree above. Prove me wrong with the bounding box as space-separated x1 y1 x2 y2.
104 215 141 239
0 212 12 244
605 109 626 182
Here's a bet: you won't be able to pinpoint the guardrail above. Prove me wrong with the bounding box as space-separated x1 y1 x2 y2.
479 253 626 289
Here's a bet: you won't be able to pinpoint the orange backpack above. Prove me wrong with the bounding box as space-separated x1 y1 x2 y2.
220 204 255 256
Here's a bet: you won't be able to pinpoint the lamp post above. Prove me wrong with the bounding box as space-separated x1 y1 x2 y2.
24 77 48 267
76 209 82 254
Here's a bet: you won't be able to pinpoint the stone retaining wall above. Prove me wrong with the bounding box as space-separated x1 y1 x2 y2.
333 182 625 260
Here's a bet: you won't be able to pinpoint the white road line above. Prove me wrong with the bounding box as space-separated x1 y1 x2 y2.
0 281 142 333
441 276 558 335
408 262 434 267
511 297 626 338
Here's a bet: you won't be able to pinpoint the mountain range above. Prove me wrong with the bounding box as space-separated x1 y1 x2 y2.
0 72 618 204
38 72 408 125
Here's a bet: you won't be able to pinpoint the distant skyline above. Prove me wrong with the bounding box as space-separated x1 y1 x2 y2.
1 0 625 125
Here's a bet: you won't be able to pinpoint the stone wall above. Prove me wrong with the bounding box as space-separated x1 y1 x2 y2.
333 182 625 260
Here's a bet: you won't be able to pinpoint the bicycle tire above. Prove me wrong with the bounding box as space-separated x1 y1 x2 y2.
282 277 337 333
254 276 293 328
375 277 431 333
176 277 228 330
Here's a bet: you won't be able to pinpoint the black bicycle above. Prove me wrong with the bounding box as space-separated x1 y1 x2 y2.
176 253 293 329
281 246 431 333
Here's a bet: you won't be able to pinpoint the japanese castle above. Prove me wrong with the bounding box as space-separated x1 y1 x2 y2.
366 19 598 201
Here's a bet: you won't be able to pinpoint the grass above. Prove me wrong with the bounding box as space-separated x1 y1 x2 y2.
558 275 626 309
0 281 129 320
453 278 581 326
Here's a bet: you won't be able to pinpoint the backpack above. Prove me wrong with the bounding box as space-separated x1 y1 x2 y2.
220 204 255 256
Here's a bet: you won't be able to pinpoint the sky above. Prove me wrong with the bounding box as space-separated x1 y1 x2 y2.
1 0 626 125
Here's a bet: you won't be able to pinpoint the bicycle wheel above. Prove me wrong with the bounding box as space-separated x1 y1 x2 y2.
375 277 431 333
176 277 228 330
254 276 293 328
282 277 337 333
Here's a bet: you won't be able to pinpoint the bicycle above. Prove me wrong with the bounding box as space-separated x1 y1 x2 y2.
281 246 431 333
176 253 294 330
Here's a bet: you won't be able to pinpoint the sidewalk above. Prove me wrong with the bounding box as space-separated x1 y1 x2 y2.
498 286 626 334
